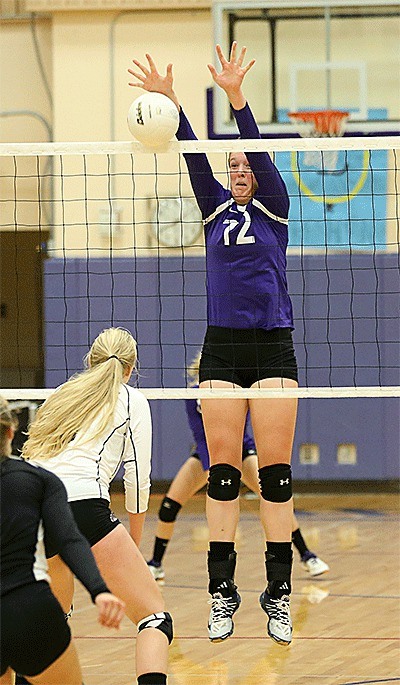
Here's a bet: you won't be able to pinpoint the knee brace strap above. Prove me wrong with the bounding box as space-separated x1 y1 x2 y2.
207 551 237 581
159 496 182 523
259 464 292 502
207 464 241 501
137 611 173 645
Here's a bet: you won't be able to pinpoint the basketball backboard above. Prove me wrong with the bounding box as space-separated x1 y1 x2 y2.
210 0 400 137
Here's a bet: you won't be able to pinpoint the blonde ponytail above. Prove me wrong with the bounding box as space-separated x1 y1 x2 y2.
23 328 137 461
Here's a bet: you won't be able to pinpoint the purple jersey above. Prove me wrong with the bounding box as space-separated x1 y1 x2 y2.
176 103 294 330
185 390 256 471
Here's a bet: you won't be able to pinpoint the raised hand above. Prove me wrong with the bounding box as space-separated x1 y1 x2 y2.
207 42 255 110
128 54 180 110
95 592 126 630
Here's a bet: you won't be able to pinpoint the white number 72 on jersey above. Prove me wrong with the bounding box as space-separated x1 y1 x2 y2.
223 209 255 246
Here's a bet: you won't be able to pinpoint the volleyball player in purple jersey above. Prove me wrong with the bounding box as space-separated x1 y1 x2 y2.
129 42 298 645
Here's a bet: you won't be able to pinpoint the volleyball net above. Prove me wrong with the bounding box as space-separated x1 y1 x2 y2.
1 135 399 401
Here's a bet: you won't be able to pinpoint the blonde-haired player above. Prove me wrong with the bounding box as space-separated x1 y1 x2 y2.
23 328 172 685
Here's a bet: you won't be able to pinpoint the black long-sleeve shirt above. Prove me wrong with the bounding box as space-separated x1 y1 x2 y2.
0 457 109 601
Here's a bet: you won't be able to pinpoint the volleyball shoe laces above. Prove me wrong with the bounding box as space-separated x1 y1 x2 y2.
259 591 292 645
207 585 241 642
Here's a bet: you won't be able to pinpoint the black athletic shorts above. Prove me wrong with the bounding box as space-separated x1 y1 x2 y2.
199 326 298 387
0 581 71 677
46 498 121 558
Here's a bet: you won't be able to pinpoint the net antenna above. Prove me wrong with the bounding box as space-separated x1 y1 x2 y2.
288 110 349 172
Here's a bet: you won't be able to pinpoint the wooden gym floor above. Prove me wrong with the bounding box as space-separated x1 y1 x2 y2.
71 491 400 685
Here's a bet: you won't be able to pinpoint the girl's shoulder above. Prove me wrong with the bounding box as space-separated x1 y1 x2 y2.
119 384 150 411
2 456 63 489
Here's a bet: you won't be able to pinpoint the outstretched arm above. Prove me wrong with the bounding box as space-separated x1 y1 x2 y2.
209 42 289 219
128 53 180 111
207 42 255 111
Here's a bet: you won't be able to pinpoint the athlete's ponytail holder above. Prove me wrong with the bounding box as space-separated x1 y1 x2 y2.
107 355 123 365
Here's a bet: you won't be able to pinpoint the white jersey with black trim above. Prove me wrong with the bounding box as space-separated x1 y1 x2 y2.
34 385 152 514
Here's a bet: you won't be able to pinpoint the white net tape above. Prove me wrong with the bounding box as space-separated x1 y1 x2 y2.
2 387 400 400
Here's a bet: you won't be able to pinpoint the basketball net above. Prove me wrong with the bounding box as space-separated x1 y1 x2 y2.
288 110 349 171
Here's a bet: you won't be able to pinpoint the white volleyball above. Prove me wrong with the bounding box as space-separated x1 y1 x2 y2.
127 92 179 148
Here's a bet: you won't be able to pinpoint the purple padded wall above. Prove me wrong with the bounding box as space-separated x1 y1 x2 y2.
44 254 399 481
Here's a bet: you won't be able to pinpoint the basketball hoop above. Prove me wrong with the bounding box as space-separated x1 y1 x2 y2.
288 110 349 137
288 110 350 171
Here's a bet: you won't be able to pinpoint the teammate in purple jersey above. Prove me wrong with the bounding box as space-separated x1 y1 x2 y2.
145 354 329 585
129 42 299 645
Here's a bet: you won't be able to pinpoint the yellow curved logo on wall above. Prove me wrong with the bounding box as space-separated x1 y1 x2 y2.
290 150 370 204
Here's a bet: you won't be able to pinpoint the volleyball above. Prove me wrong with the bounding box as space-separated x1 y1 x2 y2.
127 92 179 148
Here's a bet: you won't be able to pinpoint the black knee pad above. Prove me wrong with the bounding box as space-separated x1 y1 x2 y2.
207 464 241 501
137 611 173 645
159 496 182 523
259 464 292 502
